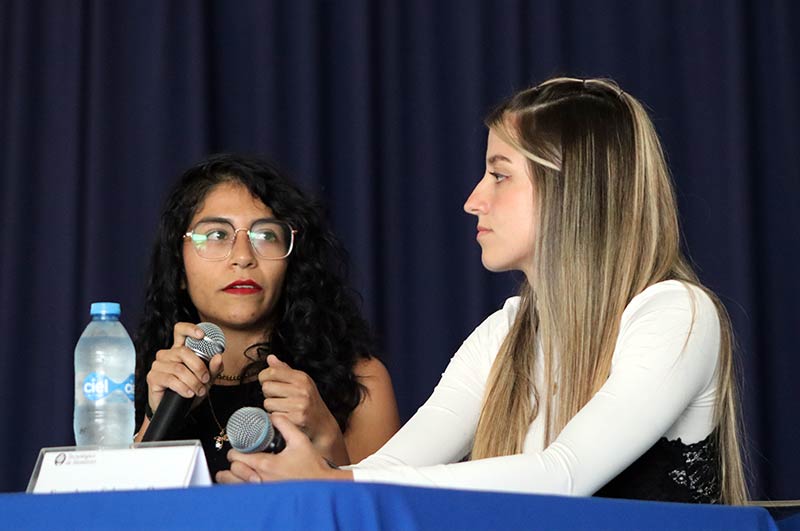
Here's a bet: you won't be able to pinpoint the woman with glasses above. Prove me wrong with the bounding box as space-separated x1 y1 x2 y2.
218 78 748 504
134 153 400 476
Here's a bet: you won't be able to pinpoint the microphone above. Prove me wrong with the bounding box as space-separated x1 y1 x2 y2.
141 322 226 442
226 407 285 453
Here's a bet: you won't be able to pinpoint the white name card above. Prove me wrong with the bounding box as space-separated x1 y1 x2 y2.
27 440 212 494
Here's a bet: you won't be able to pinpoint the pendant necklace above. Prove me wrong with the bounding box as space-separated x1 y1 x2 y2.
206 391 228 450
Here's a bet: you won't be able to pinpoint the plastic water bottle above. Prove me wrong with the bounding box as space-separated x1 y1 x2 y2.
73 302 135 446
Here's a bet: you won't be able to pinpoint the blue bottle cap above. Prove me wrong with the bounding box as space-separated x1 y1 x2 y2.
90 302 121 317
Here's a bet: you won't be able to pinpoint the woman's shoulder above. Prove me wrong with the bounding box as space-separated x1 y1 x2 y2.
478 296 521 331
612 281 723 400
433 296 523 385
353 356 391 380
620 280 720 336
460 296 521 350
626 280 715 313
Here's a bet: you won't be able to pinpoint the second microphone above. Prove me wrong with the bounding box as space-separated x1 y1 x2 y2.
226 406 286 453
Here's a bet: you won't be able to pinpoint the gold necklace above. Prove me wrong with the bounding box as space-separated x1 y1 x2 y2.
206 377 259 450
205 390 228 450
208 351 269 447
215 373 242 382
215 366 261 382
215 343 271 383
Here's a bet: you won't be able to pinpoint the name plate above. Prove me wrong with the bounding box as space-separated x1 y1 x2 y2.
27 440 212 494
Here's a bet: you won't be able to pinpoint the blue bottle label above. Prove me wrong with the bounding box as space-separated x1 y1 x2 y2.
82 373 135 401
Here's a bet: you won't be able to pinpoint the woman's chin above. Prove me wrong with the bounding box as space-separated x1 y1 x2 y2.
481 256 512 273
210 315 272 334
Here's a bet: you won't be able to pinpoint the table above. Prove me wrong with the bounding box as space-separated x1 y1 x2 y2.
0 481 782 531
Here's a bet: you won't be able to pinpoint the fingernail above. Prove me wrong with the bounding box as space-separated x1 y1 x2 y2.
197 387 206 396
249 475 261 483
202 373 210 383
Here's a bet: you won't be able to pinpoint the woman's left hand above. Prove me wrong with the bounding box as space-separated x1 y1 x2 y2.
259 354 349 464
216 414 354 484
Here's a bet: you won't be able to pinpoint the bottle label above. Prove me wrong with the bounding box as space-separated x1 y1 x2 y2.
82 373 135 401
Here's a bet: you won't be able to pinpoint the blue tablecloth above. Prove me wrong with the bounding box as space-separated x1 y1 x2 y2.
776 513 800 531
0 481 782 531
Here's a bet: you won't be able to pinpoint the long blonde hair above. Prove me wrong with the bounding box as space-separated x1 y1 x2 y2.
470 78 747 504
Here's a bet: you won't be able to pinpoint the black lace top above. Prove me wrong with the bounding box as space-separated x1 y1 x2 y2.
595 432 721 503
170 380 264 479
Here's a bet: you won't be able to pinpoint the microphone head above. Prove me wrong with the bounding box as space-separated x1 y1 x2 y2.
184 322 226 361
227 407 274 453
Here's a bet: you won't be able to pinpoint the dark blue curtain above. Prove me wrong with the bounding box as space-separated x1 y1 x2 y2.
1 0 798 499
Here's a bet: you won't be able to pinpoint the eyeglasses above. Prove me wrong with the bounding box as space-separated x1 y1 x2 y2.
184 219 297 261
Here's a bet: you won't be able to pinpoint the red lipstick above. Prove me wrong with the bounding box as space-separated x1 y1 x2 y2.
223 279 263 295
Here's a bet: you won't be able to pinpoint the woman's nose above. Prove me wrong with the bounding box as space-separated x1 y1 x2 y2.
230 229 256 267
464 178 489 215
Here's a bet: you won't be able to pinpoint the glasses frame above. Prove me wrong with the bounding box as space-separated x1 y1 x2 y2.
183 218 298 261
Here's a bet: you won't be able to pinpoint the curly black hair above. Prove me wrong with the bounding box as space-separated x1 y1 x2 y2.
134 153 374 433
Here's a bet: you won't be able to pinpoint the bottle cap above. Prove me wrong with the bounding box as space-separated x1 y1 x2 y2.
90 302 121 317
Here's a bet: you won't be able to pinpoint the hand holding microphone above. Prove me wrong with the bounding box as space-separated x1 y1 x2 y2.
142 322 226 442
226 407 286 453
259 354 347 463
218 408 351 484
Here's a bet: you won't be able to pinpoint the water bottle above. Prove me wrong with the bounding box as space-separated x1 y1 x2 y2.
73 302 135 446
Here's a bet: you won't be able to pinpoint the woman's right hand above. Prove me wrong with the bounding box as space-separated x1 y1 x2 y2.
145 322 224 413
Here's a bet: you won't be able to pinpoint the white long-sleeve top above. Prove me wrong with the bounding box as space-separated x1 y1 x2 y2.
351 280 721 496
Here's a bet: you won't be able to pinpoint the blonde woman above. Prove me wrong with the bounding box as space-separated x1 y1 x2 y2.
218 78 748 504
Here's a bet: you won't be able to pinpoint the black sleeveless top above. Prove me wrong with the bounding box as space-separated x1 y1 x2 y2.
171 380 263 479
595 432 721 503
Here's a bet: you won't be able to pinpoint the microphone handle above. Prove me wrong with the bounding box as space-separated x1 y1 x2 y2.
141 390 194 442
262 428 286 453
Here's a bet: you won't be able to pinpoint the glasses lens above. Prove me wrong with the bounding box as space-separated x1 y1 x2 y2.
249 221 292 259
189 221 235 259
